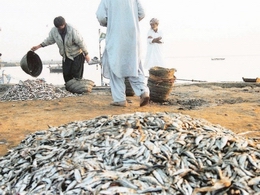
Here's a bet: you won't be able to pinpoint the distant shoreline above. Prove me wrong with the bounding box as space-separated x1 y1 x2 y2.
1 62 19 67
1 61 62 67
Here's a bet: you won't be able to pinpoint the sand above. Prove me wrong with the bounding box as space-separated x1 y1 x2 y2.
0 82 260 156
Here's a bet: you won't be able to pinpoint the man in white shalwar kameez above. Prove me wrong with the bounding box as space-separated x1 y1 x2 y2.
96 0 150 107
144 18 165 71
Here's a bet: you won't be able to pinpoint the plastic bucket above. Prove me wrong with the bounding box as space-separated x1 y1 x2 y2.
20 51 42 77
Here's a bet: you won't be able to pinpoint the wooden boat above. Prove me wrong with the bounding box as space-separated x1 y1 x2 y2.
242 77 260 83
49 65 62 73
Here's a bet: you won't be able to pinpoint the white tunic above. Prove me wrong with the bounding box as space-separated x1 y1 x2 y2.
96 0 145 79
144 28 165 69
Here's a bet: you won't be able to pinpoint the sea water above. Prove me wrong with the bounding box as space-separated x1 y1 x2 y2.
164 55 260 83
0 64 106 86
1 55 259 86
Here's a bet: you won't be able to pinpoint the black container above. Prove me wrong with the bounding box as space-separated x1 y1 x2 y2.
20 51 42 77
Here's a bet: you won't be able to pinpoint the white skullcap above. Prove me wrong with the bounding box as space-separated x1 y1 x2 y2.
150 18 159 24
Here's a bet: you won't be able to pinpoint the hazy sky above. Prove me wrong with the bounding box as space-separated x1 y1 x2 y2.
1 0 260 62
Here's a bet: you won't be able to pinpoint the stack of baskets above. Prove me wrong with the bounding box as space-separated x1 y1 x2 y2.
65 78 95 94
148 66 176 102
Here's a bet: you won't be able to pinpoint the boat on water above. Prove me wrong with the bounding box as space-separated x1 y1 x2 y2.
242 77 260 83
49 65 62 73
211 58 225 60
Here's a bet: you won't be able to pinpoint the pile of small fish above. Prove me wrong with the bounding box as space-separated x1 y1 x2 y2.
1 112 260 194
0 79 77 102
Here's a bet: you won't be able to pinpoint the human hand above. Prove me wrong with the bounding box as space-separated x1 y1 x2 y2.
152 37 163 43
85 54 91 63
157 37 163 43
31 45 41 51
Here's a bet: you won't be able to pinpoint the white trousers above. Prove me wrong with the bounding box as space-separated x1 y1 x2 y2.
109 68 150 102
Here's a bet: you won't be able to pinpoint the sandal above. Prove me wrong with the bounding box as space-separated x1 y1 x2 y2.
140 92 150 107
110 101 127 107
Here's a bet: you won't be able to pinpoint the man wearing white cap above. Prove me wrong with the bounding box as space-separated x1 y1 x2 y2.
144 18 165 71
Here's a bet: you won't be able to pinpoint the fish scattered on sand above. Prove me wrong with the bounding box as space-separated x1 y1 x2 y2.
0 79 77 102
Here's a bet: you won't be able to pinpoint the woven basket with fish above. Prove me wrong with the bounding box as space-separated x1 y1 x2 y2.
65 78 95 94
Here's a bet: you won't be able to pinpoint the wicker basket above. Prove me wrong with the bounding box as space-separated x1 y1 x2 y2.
125 78 135 96
65 78 95 94
148 78 174 102
149 66 176 78
148 66 176 102
149 74 176 83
